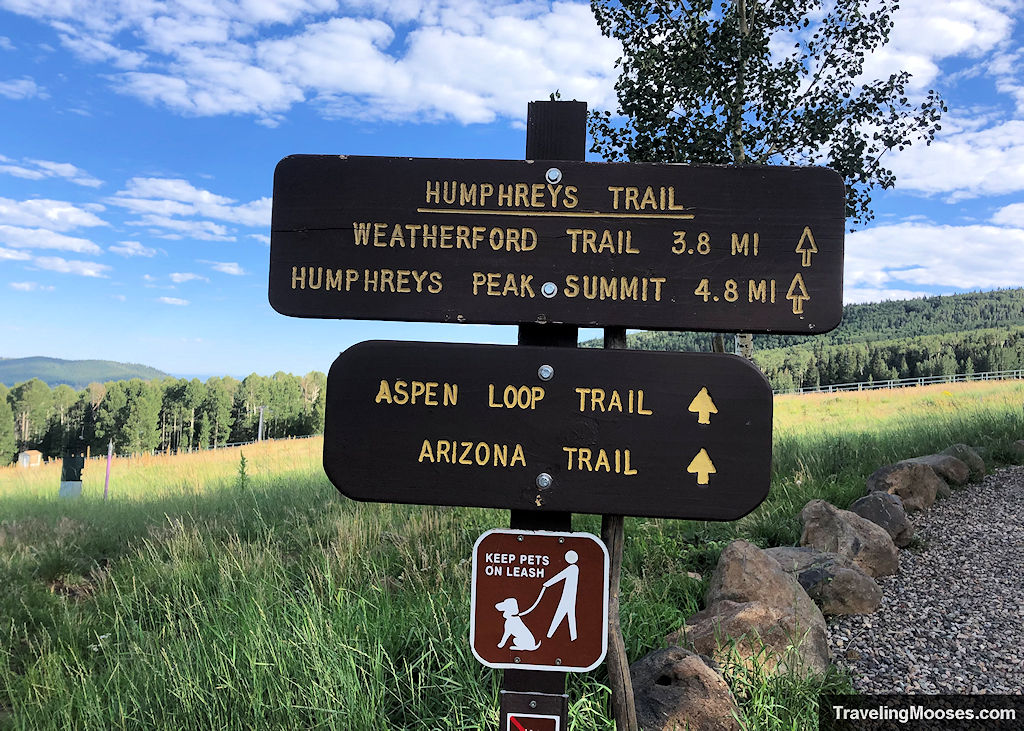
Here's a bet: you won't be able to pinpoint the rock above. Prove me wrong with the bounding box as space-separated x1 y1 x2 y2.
670 599 830 677
866 462 945 512
704 540 822 620
764 546 882 615
849 492 914 547
901 454 970 487
940 444 985 482
799 499 899 577
631 647 742 731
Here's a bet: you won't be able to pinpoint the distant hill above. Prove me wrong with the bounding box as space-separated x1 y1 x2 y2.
0 357 170 389
581 288 1024 351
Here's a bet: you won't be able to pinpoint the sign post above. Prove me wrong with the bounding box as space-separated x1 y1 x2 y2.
270 99 845 730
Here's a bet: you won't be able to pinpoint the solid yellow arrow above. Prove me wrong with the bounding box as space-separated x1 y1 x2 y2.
795 226 818 267
687 387 718 424
686 448 716 485
786 273 810 314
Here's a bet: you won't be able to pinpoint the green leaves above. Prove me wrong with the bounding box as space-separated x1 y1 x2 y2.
588 0 945 226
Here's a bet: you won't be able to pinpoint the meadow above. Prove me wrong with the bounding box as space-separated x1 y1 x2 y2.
1 381 1022 730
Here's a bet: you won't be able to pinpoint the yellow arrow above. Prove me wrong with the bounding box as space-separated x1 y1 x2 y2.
795 226 818 267
687 387 718 424
686 448 716 485
786 273 810 314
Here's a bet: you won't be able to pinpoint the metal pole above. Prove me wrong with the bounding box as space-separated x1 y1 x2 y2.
499 99 585 731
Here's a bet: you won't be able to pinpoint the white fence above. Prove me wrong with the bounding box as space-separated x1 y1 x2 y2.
776 368 1024 396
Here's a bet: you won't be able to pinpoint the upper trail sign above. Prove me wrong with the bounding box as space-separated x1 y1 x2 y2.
270 155 844 333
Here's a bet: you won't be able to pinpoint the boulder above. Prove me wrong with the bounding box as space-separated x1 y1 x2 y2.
865 462 944 512
764 546 882 615
704 540 822 620
848 492 914 547
670 599 830 677
631 647 742 731
901 454 969 487
799 500 899 577
940 444 985 482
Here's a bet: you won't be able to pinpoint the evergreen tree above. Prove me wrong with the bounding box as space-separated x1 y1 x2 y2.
0 395 16 465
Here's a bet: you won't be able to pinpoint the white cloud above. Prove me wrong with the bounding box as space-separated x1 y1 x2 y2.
9 281 55 292
0 37 13 51
128 214 234 241
0 225 103 254
991 203 1024 227
109 240 158 257
0 246 31 260
0 77 45 99
0 154 103 187
889 120 1024 199
0 1 619 125
846 223 1024 297
0 197 107 231
158 296 190 305
33 255 111 277
844 287 933 305
169 272 209 283
207 261 246 275
860 0 1013 91
249 233 270 245
108 177 271 239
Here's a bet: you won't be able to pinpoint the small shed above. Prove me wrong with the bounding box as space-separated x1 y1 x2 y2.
18 450 43 468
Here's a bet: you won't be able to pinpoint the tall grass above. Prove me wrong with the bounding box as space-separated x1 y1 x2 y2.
1 381 1021 729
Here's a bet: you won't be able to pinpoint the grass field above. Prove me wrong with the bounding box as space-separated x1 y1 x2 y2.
2 380 1022 730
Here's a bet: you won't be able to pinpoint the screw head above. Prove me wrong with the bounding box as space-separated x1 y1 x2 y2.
536 472 553 489
541 281 557 298
537 364 554 381
514 656 521 663
555 658 562 665
545 167 562 184
517 535 524 542
529 701 538 709
558 537 565 543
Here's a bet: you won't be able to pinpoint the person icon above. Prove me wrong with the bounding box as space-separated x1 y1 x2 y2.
543 549 580 641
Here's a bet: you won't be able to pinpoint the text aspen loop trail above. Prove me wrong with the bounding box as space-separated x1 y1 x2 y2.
323 341 773 521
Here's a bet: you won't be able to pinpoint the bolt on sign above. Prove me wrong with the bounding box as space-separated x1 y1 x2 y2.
270 156 844 333
323 340 773 521
471 529 610 672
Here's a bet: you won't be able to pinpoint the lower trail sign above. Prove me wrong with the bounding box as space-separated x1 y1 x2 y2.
323 339 773 521
471 529 609 672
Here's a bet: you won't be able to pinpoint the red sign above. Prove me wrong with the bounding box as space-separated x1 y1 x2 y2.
470 529 609 672
507 713 559 731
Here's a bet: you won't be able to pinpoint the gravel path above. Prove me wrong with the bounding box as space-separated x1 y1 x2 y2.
827 465 1024 694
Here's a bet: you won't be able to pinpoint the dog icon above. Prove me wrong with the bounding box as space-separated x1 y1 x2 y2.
495 598 541 651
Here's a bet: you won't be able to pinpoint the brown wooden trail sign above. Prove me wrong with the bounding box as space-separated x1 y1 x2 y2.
323 339 773 521
270 155 844 333
471 529 609 673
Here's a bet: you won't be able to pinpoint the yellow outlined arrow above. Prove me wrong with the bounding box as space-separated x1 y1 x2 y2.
687 387 718 424
686 449 716 485
796 226 818 267
786 273 810 315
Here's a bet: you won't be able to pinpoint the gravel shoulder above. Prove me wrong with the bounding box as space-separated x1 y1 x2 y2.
827 465 1024 694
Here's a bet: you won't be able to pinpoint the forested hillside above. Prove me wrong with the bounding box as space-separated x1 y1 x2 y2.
0 371 326 466
0 357 169 389
583 288 1024 352
756 326 1024 391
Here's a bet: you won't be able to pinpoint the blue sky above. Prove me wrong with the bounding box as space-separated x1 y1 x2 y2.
1 0 1023 379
